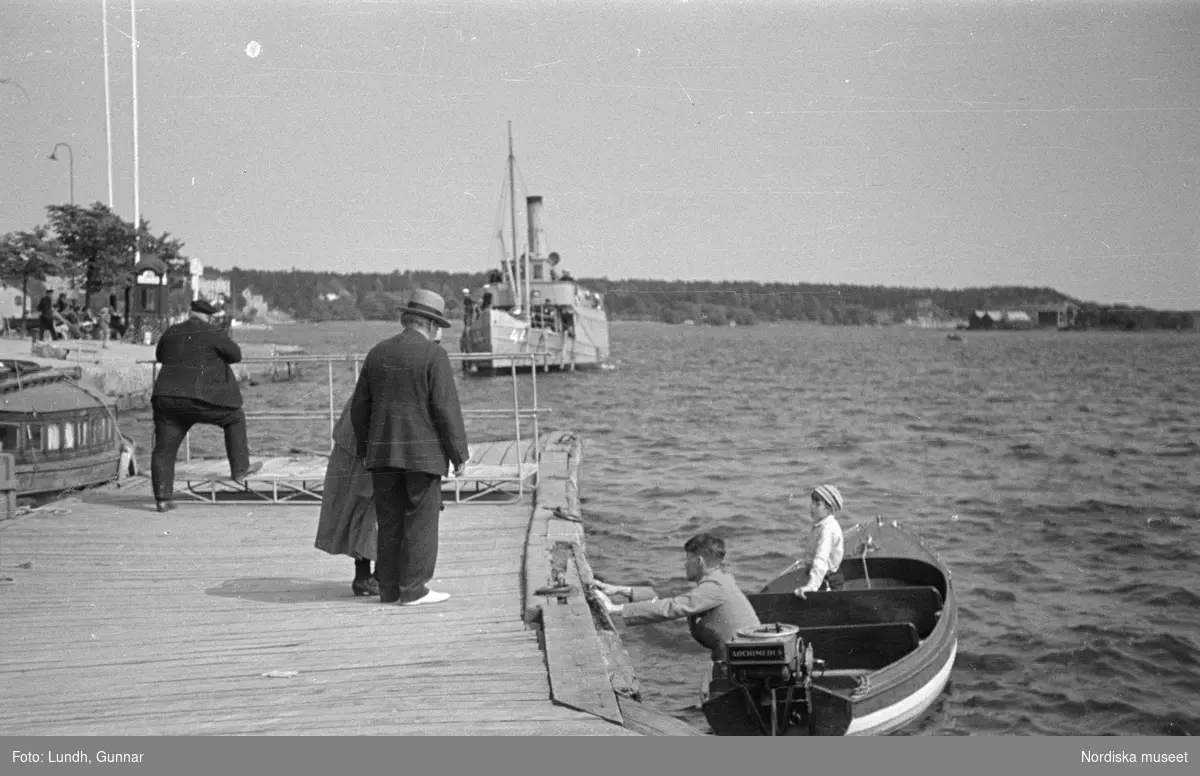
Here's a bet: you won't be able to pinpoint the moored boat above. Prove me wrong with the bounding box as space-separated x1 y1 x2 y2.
460 123 610 374
0 359 132 499
701 516 957 735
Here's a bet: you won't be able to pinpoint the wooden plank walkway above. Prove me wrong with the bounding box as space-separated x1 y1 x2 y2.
0 434 669 736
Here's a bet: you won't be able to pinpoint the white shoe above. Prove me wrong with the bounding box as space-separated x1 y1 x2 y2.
400 590 451 606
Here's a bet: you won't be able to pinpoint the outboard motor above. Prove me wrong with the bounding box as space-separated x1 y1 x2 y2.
724 623 816 735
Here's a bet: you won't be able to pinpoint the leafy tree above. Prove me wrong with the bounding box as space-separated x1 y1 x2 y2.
700 303 727 326
0 226 64 319
310 295 361 322
45 203 136 307
729 306 758 326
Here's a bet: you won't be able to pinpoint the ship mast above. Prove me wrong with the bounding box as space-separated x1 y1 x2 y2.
507 121 522 313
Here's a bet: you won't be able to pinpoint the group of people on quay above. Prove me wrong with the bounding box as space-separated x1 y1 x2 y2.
28 289 127 344
150 289 849 646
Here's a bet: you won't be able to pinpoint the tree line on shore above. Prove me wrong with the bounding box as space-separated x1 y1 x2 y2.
227 268 1193 330
3 207 1191 330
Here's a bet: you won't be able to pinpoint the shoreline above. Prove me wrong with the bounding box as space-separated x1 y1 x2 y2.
0 336 306 412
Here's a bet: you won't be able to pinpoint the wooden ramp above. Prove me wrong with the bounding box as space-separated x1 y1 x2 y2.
169 438 541 505
0 434 650 736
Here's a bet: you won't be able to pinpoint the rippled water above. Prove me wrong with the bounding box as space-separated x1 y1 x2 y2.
126 321 1200 735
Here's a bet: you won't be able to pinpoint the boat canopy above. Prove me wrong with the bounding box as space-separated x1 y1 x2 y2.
0 380 103 416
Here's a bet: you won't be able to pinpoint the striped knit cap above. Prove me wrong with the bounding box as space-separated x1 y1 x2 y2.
813 484 844 512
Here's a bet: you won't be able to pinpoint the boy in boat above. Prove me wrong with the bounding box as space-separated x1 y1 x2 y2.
591 532 761 661
792 484 846 598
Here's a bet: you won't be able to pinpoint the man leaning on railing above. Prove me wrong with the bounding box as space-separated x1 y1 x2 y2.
149 298 262 513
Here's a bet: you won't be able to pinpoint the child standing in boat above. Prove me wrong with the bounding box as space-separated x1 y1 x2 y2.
793 484 845 598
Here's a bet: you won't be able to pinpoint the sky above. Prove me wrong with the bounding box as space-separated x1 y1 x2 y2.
2 0 1198 309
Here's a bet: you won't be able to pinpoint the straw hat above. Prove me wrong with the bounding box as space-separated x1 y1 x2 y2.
398 289 452 328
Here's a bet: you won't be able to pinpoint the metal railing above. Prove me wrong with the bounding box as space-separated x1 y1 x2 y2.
143 349 549 499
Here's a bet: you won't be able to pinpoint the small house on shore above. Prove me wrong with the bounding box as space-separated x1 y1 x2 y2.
1028 302 1079 329
968 310 1035 330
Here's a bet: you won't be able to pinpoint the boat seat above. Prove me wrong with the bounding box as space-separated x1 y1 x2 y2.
748 585 945 638
795 622 920 671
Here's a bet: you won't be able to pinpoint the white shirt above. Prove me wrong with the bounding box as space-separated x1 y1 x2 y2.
798 515 844 592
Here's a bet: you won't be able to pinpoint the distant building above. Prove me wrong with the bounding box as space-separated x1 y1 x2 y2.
196 273 231 303
315 278 354 303
968 310 1036 330
1026 302 1078 329
241 287 269 319
194 261 231 303
0 278 35 321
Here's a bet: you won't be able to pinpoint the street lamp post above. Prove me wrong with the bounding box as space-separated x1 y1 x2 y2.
48 142 74 205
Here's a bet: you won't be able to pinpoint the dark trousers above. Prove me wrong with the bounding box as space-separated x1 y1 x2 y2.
151 396 251 501
371 469 442 603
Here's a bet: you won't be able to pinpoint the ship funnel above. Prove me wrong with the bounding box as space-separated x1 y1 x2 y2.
526 196 545 259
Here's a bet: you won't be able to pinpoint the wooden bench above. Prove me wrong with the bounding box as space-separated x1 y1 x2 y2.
748 585 945 638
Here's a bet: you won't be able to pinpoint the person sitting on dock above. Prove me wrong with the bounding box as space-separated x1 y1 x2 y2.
314 397 379 597
150 298 262 513
591 533 761 662
792 484 846 599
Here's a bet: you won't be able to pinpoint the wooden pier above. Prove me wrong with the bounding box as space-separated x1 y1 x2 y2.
0 433 702 736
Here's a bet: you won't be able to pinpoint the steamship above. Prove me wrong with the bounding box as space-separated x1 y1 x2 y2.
460 124 610 374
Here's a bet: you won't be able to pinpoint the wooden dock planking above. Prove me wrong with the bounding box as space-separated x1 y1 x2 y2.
0 431 696 736
526 433 707 736
540 554 625 726
0 498 630 734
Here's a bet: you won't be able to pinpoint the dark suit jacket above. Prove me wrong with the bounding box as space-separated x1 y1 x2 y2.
350 328 469 476
152 316 244 408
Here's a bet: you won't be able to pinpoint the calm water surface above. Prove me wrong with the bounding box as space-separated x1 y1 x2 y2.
128 321 1200 735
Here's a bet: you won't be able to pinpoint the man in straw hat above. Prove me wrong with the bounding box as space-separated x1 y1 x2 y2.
350 289 469 606
792 484 846 598
150 298 262 513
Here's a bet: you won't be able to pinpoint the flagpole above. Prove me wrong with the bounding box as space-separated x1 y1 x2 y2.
102 0 114 207
131 0 141 263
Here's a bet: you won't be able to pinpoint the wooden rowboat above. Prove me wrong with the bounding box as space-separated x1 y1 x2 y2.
701 516 957 735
